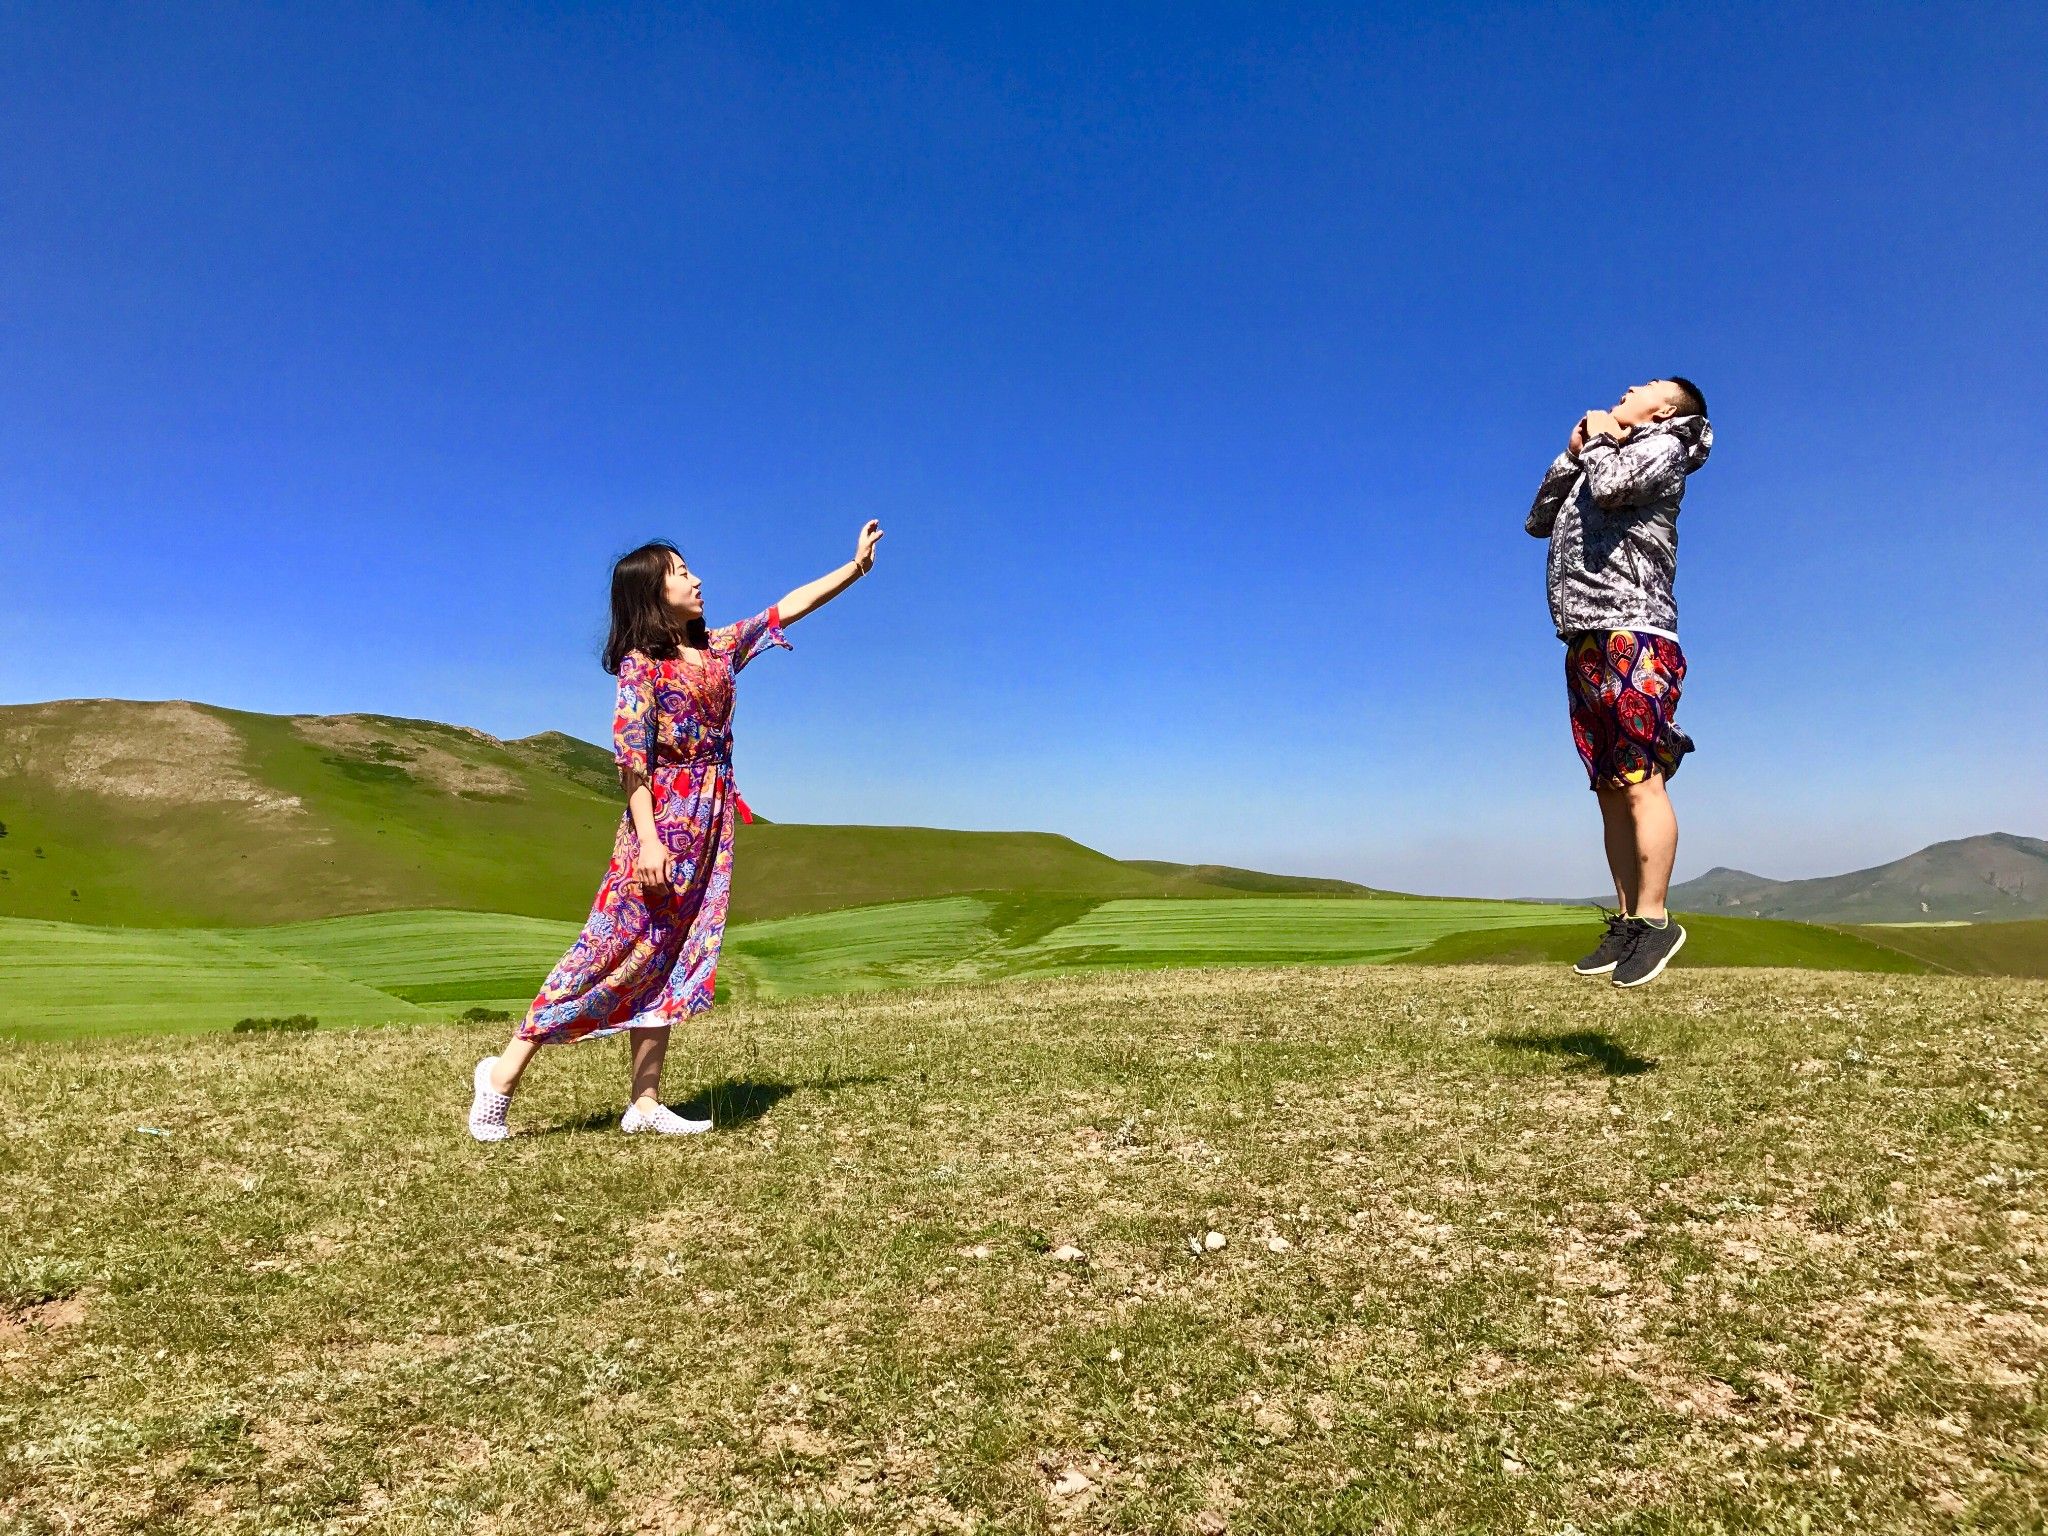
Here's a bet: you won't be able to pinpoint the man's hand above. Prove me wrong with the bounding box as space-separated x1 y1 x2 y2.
1581 408 1623 444
1568 417 1588 456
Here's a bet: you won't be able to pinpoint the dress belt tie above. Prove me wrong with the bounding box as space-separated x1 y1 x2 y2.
649 754 755 824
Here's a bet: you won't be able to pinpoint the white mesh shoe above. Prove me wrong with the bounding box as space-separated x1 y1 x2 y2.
468 1057 513 1142
620 1103 712 1136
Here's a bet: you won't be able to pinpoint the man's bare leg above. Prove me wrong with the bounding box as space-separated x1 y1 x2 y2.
1618 773 1678 921
1597 788 1638 913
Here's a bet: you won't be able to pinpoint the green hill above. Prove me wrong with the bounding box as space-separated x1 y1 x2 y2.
0 699 1360 928
729 824 1327 922
0 700 626 926
1121 860 1376 896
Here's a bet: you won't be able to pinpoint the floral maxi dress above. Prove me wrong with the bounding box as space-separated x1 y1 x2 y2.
519 609 789 1043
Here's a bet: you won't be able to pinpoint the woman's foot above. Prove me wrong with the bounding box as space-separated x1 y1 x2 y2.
468 1056 513 1142
620 1102 712 1136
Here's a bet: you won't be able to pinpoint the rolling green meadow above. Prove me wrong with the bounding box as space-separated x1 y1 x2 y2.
0 697 2035 1044
0 895 1984 1043
6 698 2048 1531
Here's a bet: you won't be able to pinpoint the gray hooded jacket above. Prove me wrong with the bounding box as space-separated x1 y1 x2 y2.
1526 414 1713 640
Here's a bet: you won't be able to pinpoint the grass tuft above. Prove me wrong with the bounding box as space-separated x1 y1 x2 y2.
230 1014 319 1034
0 1254 90 1311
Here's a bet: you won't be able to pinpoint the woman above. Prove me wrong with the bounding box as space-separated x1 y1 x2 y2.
467 520 884 1139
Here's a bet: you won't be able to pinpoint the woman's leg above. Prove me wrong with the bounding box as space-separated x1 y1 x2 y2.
628 1027 669 1115
489 1036 541 1095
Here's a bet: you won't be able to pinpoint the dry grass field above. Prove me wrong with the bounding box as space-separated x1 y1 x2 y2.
4 965 2045 1533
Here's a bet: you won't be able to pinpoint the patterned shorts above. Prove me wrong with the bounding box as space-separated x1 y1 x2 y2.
1566 630 1693 790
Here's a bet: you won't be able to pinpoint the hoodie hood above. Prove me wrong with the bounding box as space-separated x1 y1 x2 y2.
1637 413 1712 472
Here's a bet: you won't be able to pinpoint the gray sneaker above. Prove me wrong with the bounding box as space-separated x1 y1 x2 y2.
1574 911 1636 976
1613 919 1687 988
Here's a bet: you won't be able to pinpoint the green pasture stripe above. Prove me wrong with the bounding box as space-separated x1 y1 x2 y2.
12 895 2018 1041
725 895 1002 997
0 917 429 1042
0 910 583 1041
235 910 578 996
1398 913 1935 973
725 893 1594 997
1838 917 2048 978
1022 896 1590 962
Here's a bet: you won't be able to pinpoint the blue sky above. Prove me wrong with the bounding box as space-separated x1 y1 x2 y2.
4 2 2044 896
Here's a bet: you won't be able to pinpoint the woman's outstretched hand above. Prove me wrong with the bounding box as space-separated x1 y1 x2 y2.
855 518 884 573
777 521 887 624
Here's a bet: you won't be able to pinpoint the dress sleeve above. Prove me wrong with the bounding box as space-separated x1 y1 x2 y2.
612 651 657 796
709 606 793 674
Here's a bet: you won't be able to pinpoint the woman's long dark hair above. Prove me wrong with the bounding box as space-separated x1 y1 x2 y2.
602 540 709 674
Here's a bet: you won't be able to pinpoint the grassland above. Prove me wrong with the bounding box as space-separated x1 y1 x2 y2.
725 895 1590 996
3 966 2044 1532
1399 914 1934 974
0 912 577 1043
0 897 1954 1040
1842 919 2048 979
0 918 447 1041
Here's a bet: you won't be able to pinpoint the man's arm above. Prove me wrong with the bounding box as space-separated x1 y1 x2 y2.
1577 432 1686 511
1526 451 1579 537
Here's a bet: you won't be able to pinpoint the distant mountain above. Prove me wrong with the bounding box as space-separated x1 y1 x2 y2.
1663 834 2048 923
0 699 1371 928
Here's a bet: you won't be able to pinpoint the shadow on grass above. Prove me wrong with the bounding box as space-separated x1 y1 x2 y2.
1492 1030 1656 1077
537 1073 890 1136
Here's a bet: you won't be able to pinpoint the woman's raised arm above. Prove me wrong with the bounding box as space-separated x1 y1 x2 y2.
777 520 884 624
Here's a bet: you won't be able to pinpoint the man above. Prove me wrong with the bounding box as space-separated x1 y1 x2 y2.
1527 377 1712 987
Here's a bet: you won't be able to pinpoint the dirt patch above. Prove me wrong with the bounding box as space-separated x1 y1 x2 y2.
292 716 523 798
1908 1303 2048 1392
0 1293 88 1367
0 700 304 817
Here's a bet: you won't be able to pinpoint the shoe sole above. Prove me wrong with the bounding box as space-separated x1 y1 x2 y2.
621 1121 713 1136
1573 960 1621 976
1613 926 1687 988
